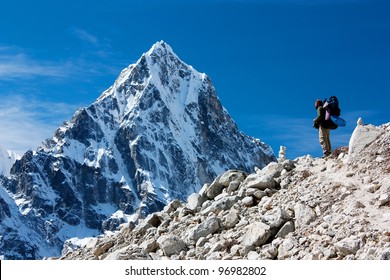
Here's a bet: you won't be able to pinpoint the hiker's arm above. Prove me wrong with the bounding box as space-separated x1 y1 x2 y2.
314 107 323 122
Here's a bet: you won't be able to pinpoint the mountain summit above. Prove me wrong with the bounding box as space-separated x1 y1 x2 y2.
0 41 275 259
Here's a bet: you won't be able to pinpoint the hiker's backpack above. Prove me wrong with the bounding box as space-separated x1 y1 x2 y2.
323 95 346 128
323 95 341 116
330 115 346 127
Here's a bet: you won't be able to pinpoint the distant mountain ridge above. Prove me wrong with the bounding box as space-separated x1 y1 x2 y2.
0 41 276 259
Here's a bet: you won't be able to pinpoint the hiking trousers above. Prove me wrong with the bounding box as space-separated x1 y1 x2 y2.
319 126 331 156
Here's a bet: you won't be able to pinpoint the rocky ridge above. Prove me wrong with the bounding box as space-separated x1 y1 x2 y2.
60 121 390 260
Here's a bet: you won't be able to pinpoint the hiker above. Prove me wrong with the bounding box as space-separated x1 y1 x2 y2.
313 99 332 157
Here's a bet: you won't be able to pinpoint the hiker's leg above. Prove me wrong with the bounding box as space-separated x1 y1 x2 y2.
324 129 331 155
319 127 327 156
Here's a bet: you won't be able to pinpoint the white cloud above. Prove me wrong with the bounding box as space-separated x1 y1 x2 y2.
72 28 99 45
0 44 122 155
0 95 79 155
70 27 117 60
0 43 126 90
0 48 74 79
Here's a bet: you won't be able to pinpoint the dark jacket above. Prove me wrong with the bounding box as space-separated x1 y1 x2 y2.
314 106 335 129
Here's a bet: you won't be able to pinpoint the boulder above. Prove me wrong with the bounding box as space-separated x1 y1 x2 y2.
157 235 188 257
241 173 277 190
205 170 247 199
240 222 272 248
334 237 361 256
187 216 221 242
294 203 316 229
187 193 206 210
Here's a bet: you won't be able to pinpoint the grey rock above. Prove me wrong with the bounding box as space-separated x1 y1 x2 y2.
294 203 316 229
164 199 183 214
275 221 295 238
227 181 241 194
242 196 254 207
103 244 152 260
218 170 247 187
323 248 337 259
205 170 246 199
224 209 240 229
348 124 383 162
140 239 158 253
187 193 206 211
205 177 225 199
157 235 188 257
262 207 291 229
188 216 221 242
334 237 361 256
240 222 272 247
277 238 299 259
241 174 277 190
201 195 240 215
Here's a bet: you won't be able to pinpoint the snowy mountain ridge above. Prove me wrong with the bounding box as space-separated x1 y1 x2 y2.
0 41 276 259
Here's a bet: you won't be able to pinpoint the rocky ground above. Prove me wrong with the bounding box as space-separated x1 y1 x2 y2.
60 122 390 260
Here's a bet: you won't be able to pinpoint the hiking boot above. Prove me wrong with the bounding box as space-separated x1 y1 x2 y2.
322 152 331 158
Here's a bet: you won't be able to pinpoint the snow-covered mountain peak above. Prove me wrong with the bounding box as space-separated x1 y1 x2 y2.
98 40 205 118
145 40 197 75
147 40 172 55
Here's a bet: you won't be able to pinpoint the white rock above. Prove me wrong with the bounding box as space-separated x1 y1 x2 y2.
242 196 254 207
187 193 206 211
334 237 361 256
247 251 260 260
157 235 187 257
348 124 383 162
240 222 272 247
294 203 316 229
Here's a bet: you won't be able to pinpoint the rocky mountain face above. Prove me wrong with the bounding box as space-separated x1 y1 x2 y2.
0 41 276 260
60 121 390 260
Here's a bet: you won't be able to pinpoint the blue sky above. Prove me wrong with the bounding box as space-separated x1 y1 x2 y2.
0 0 389 159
